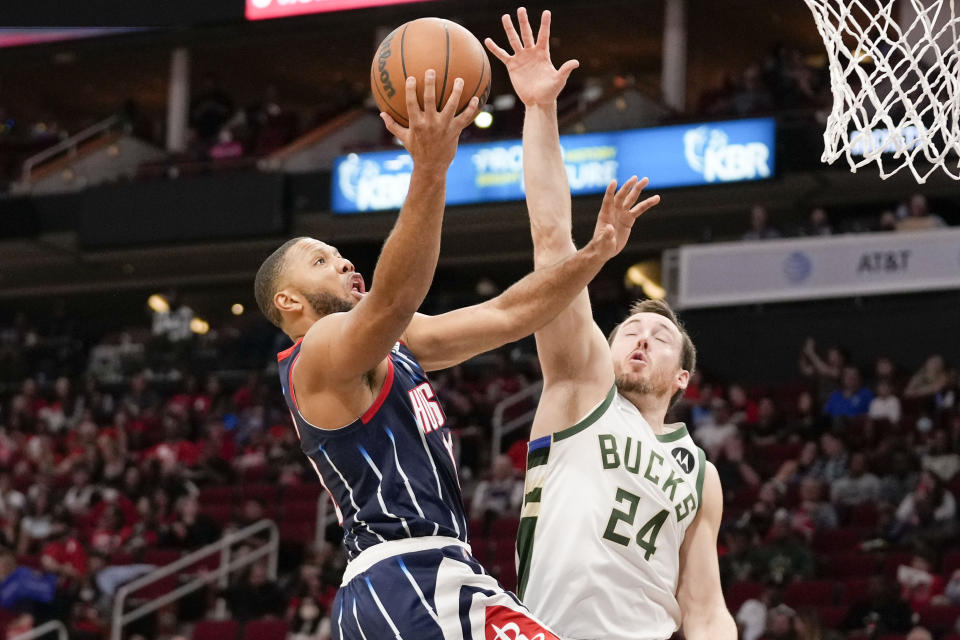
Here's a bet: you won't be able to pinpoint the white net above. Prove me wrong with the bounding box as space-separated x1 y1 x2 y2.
803 0 960 182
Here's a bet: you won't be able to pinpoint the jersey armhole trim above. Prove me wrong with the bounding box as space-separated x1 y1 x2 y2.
694 447 707 515
361 358 396 424
655 423 690 443
553 384 616 442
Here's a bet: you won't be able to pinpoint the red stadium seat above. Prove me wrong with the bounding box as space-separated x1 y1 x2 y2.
241 618 289 640
282 501 317 523
819 552 878 578
204 504 235 525
144 548 182 566
784 579 838 607
916 604 960 633
725 581 764 612
848 503 879 528
881 552 914 576
241 483 279 503
199 486 236 505
281 483 322 503
194 619 240 640
813 527 867 553
944 550 960 575
279 521 315 545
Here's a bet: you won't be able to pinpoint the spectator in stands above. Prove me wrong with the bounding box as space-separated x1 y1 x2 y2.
735 581 784 640
944 568 960 605
896 194 947 231
922 429 960 483
762 603 797 640
800 207 833 237
798 340 846 403
743 205 781 241
888 470 957 546
0 474 25 522
689 381 717 429
288 593 331 640
816 432 849 484
869 379 902 424
823 366 874 418
190 73 235 144
784 392 823 443
162 495 220 549
751 397 783 445
728 384 758 427
63 466 96 517
905 354 950 403
877 209 899 232
715 434 762 498
470 454 523 533
897 549 944 610
830 452 881 507
19 485 59 553
721 524 763 584
879 449 920 507
842 575 912 636
224 561 286 622
905 627 933 640
757 509 814 584
874 356 898 387
791 477 837 539
792 607 836 640
694 398 739 459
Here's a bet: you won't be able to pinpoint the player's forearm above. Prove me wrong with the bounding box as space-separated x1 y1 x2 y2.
523 104 576 266
488 243 606 340
368 166 446 316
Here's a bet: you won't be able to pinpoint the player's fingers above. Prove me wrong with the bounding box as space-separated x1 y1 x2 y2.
442 78 465 117
422 69 437 113
484 37 512 64
453 97 481 130
502 13 523 53
380 112 407 140
558 59 580 82
403 75 420 121
600 179 618 206
518 7 536 49
616 175 640 207
537 10 551 49
629 194 661 218
625 176 648 206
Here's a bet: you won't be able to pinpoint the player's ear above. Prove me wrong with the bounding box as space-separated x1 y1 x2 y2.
274 288 303 316
676 368 690 392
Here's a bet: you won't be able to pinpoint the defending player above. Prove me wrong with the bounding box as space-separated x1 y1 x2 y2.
255 72 650 639
486 9 737 640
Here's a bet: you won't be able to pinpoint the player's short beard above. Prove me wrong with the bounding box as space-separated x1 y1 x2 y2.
615 369 672 398
304 291 354 317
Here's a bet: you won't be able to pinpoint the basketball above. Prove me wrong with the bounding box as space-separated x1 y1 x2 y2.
371 17 491 127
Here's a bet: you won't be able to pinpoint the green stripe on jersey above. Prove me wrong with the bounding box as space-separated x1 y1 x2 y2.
553 385 616 442
516 516 538 600
655 423 690 443
525 487 542 503
694 447 707 513
527 444 551 469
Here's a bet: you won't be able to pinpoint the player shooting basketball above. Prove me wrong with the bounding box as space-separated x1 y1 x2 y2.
486 8 737 640
255 71 652 638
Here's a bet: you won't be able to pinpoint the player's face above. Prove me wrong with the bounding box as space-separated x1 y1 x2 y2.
610 313 687 399
285 238 366 317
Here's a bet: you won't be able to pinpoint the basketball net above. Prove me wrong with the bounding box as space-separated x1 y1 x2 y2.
803 0 960 182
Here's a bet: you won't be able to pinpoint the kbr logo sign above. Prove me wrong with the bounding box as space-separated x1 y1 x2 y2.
782 251 812 284
683 126 771 183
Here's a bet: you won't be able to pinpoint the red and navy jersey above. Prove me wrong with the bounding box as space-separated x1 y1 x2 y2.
277 339 468 559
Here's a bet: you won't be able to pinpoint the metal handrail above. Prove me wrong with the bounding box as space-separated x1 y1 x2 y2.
110 518 279 640
20 114 122 182
9 620 68 640
490 380 543 462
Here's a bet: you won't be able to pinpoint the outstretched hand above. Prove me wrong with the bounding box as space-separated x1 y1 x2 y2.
485 8 579 107
586 177 660 260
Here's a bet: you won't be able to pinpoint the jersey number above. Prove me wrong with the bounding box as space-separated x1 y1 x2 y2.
408 383 444 434
602 487 669 561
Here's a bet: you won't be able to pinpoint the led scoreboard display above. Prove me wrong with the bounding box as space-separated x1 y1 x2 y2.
245 0 434 21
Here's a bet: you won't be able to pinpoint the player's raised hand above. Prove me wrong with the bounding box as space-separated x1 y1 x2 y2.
484 8 579 107
380 70 480 170
586 177 660 260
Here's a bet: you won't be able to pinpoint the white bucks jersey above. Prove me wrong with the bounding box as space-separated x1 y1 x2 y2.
517 385 706 640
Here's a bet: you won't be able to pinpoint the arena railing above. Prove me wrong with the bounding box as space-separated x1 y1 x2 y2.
491 381 543 462
19 115 122 184
9 620 68 640
109 518 278 640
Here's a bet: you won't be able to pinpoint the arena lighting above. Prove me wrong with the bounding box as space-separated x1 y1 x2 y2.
190 318 210 335
147 294 170 313
231 303 245 316
474 110 494 129
625 261 666 300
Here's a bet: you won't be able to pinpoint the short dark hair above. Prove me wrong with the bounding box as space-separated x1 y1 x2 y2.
608 299 697 408
254 237 305 329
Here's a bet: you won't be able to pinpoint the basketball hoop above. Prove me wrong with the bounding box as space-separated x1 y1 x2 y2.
803 0 960 182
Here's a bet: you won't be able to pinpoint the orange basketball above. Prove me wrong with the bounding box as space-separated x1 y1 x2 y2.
371 17 491 127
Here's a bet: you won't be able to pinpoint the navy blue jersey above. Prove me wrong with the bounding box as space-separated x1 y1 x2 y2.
277 339 468 559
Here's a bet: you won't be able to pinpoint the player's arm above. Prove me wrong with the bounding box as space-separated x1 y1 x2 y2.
298 74 479 383
486 10 659 398
404 180 639 372
676 463 737 640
